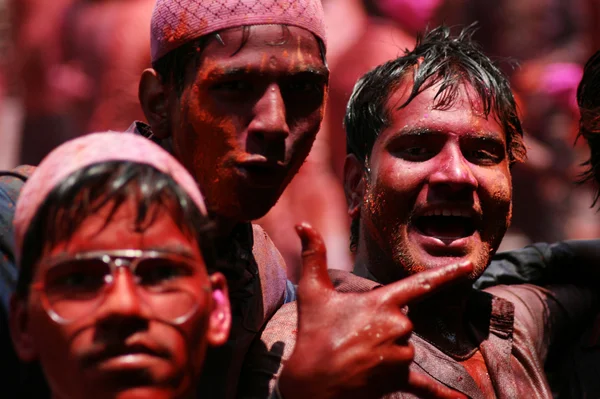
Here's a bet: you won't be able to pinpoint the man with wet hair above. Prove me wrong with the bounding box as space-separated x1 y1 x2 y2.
9 133 231 399
241 26 598 398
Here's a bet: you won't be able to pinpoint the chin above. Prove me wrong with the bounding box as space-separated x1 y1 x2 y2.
112 387 184 399
397 246 491 283
238 189 282 222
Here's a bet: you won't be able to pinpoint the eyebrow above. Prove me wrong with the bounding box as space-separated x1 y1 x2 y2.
395 127 504 142
147 246 197 258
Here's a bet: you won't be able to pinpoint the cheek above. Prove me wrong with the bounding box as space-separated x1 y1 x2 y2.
174 312 211 372
175 90 240 173
371 158 424 205
480 168 512 209
28 307 82 381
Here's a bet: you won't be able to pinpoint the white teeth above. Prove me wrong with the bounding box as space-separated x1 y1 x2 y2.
442 209 451 216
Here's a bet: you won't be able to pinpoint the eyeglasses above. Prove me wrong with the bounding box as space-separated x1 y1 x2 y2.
31 250 207 325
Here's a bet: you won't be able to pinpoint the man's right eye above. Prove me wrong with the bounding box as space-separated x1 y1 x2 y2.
50 272 105 295
397 147 435 161
45 261 108 296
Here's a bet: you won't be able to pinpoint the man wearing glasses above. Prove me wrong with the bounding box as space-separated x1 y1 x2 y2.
9 133 231 399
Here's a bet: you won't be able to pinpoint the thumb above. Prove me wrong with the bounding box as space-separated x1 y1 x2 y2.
296 223 334 298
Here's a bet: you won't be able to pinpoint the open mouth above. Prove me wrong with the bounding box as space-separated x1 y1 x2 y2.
413 210 477 240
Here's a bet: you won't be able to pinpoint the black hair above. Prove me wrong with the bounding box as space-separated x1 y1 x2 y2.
152 25 327 94
16 161 216 297
345 25 526 251
577 50 600 206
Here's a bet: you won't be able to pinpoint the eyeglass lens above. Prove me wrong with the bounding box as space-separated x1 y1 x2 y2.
42 256 199 324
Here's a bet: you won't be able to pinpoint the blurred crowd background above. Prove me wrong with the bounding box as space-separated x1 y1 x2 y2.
1 0 599 281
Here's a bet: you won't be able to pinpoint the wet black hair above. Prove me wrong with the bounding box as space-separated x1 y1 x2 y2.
152 24 327 94
345 24 526 251
16 161 216 297
577 50 600 206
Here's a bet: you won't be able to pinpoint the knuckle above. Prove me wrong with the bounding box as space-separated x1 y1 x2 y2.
415 274 432 291
398 316 414 336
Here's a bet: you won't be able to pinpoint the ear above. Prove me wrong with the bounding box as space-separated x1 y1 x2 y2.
9 294 37 362
205 273 231 347
138 68 171 139
344 154 367 219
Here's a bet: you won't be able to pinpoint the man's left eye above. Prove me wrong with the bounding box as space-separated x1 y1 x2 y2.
137 262 191 286
286 81 322 93
466 150 500 164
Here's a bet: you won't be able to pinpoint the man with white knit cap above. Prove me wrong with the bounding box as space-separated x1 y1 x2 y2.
0 0 330 397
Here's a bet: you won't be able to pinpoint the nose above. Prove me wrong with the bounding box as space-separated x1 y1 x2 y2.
97 268 145 320
428 145 478 193
247 84 290 145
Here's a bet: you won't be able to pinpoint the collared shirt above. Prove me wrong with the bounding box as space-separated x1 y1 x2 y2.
239 270 597 398
477 241 600 398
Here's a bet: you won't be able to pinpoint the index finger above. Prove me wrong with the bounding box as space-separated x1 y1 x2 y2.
407 371 467 399
376 261 473 305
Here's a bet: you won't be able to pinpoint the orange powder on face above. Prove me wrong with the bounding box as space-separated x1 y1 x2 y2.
296 36 305 64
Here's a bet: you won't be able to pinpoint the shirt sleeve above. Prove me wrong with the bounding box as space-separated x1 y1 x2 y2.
474 240 599 290
486 284 598 362
0 167 33 312
0 167 35 398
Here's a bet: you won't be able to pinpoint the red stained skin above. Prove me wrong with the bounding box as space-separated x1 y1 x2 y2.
353 80 512 285
349 79 512 394
14 198 226 399
166 25 328 224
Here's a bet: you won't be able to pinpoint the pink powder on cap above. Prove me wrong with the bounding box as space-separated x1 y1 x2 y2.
14 131 208 259
150 0 327 62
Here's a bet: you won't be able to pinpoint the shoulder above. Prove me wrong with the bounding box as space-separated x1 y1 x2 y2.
0 166 35 311
239 301 299 398
0 166 35 200
258 301 299 356
484 283 597 359
251 223 288 294
329 269 382 293
247 271 379 370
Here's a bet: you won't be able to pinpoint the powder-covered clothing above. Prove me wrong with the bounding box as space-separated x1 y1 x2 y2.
476 241 600 398
0 166 35 312
239 270 597 398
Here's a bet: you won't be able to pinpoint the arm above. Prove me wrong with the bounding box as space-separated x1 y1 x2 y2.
0 167 33 311
474 240 600 290
486 283 598 362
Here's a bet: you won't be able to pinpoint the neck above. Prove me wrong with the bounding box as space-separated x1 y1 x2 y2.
354 237 477 357
410 285 478 358
211 213 242 240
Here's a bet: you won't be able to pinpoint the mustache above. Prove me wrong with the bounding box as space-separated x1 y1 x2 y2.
79 338 172 368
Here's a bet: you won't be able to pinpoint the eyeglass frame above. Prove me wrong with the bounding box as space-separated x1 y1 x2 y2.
30 249 208 326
